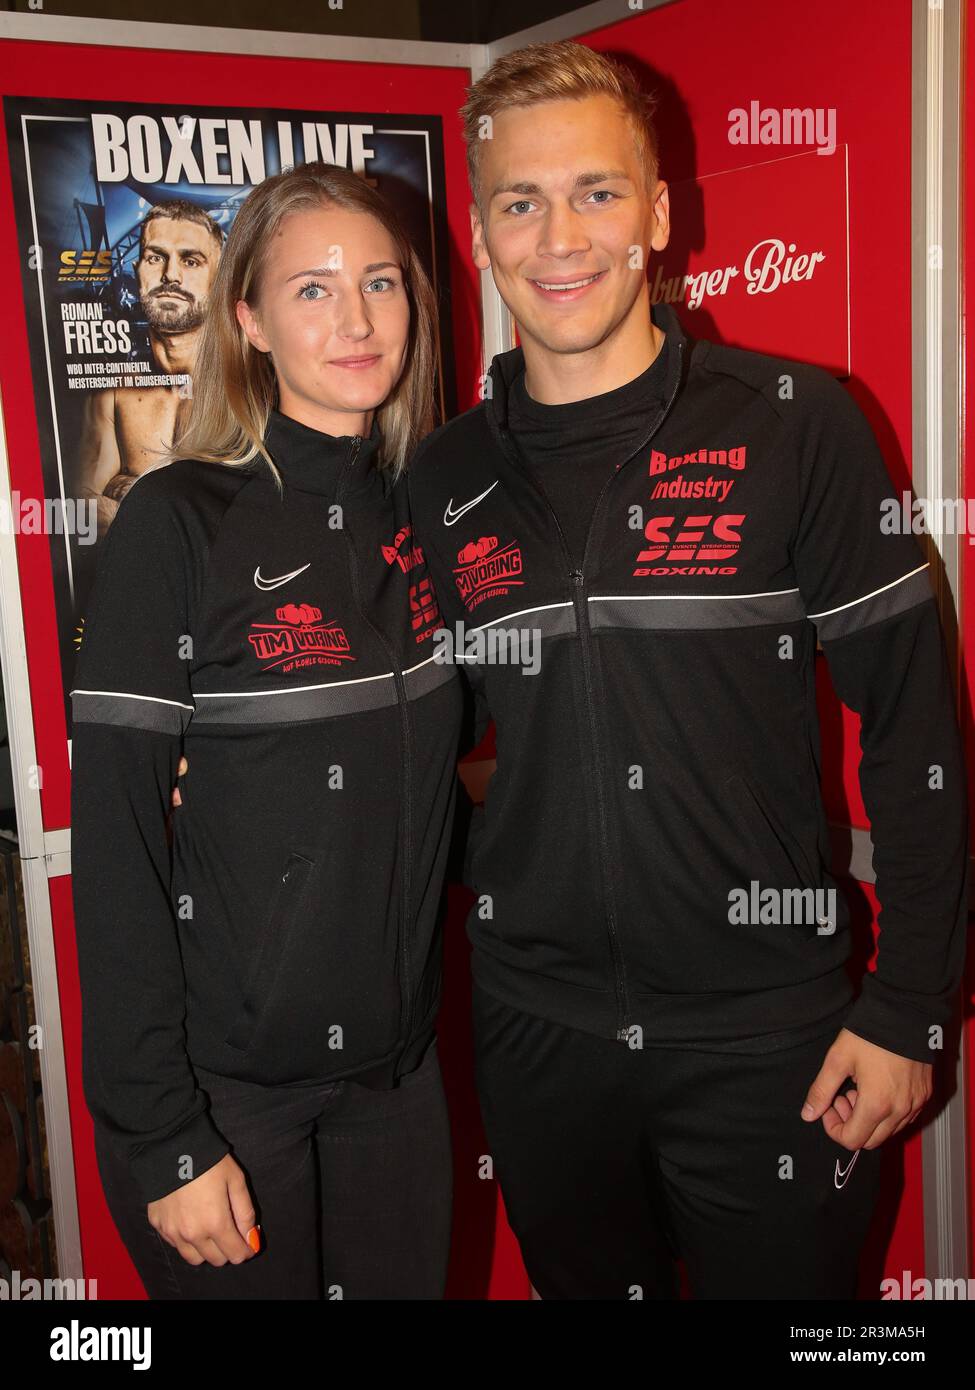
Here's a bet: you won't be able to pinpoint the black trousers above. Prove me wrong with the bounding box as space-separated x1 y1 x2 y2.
94 1035 453 1300
471 982 883 1300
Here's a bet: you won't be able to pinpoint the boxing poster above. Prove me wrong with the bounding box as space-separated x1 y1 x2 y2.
3 96 456 734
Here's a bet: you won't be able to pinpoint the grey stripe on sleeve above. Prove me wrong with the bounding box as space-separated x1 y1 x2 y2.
191 654 459 726
69 689 194 735
808 565 932 641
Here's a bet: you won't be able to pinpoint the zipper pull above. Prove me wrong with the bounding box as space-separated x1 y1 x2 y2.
569 568 584 586
337 434 363 504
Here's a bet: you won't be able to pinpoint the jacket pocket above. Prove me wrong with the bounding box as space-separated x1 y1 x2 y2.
725 773 829 930
224 851 316 1053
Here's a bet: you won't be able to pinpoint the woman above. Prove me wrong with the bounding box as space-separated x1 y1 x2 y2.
69 162 465 1299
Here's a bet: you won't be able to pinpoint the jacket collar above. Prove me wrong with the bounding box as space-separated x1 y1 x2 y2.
486 299 694 434
261 408 384 499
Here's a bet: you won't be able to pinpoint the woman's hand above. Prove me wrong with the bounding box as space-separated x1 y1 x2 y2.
147 1152 261 1266
164 755 189 847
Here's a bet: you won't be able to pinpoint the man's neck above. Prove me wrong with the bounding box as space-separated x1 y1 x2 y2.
520 296 664 406
149 330 198 376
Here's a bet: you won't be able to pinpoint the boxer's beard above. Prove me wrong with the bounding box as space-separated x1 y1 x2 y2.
143 288 206 334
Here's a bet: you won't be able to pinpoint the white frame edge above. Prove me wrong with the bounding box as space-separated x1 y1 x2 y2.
0 11 472 67
913 0 969 1287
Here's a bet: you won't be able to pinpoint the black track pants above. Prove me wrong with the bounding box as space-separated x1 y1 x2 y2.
471 983 882 1300
94 1035 452 1300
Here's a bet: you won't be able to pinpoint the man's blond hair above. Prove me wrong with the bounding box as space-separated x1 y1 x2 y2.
460 40 660 213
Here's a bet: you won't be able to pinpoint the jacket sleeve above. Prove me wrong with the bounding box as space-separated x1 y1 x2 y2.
69 475 230 1202
787 369 969 1064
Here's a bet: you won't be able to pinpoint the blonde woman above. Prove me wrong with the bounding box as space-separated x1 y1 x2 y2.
69 163 464 1299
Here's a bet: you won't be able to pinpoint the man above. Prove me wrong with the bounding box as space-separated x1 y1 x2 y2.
76 200 223 538
406 40 969 1298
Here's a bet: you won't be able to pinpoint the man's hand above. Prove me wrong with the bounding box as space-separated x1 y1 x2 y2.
93 493 119 540
103 470 139 505
147 1152 261 1267
172 755 188 808
800 1028 933 1150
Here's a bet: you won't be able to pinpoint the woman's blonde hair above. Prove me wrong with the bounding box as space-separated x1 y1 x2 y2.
460 41 660 215
166 161 439 488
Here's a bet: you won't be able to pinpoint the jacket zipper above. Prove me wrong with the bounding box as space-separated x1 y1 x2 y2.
336 435 417 1058
494 336 685 1043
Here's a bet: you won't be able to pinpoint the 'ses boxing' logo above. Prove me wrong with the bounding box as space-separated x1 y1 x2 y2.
410 575 444 644
633 513 746 576
59 250 112 281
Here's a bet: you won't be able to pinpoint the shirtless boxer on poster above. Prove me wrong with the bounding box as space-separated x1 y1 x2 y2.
76 200 223 538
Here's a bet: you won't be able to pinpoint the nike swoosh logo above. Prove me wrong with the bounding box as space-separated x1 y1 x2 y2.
834 1150 860 1189
254 562 311 590
443 481 499 526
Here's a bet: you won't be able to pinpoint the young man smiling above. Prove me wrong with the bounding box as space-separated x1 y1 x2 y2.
408 41 969 1299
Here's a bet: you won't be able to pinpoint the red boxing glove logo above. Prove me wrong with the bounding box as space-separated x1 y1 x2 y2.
276 602 322 625
457 535 498 566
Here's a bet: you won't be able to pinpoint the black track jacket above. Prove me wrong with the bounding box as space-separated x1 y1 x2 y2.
70 410 463 1203
408 300 969 1064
